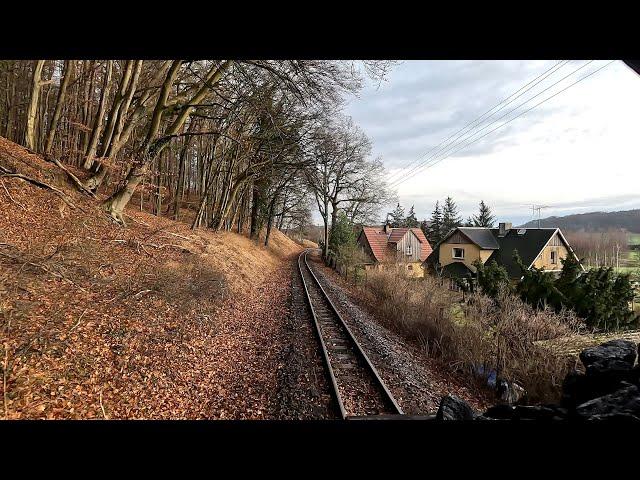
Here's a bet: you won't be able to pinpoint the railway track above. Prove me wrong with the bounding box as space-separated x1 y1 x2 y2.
298 249 404 419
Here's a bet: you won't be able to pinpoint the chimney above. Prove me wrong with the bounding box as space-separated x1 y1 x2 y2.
498 222 512 237
383 212 395 235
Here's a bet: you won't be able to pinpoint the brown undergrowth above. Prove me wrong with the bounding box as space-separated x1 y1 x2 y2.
364 269 584 403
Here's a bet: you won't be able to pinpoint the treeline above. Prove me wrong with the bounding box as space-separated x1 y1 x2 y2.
0 60 393 246
427 198 496 245
564 229 630 269
384 198 496 246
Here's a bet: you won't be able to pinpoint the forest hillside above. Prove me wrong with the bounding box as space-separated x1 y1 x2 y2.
0 136 302 419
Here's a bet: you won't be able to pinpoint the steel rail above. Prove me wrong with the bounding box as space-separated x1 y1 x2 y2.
297 249 403 419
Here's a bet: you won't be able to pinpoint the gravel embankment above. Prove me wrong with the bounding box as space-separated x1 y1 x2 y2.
307 254 492 414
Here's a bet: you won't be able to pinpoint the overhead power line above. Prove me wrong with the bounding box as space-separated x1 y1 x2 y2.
386 60 568 183
389 60 615 189
388 60 595 188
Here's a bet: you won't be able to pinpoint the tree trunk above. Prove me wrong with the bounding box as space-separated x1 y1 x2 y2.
155 155 162 216
5 64 16 139
44 60 74 155
102 162 148 223
264 194 278 246
323 198 330 259
25 60 45 151
99 60 134 158
172 123 196 220
105 60 142 158
84 61 113 169
250 181 261 240
103 61 232 225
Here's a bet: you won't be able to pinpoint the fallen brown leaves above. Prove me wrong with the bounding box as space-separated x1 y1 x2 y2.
0 136 302 419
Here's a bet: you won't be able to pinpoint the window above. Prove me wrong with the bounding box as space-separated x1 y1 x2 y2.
550 250 557 265
405 244 413 256
407 264 413 270
453 247 465 259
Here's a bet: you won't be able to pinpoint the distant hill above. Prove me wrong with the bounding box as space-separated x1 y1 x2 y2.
519 209 640 233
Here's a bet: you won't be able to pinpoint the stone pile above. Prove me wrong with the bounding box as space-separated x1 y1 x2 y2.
435 339 640 421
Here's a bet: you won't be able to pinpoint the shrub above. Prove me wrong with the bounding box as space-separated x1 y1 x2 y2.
473 259 511 298
363 269 583 403
516 251 637 331
569 267 636 331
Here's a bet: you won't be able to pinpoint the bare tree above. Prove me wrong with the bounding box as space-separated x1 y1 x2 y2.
24 60 46 151
305 115 390 258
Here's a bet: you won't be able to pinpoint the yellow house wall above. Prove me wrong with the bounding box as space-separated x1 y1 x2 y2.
439 242 482 270
532 244 569 270
405 261 425 278
480 249 493 263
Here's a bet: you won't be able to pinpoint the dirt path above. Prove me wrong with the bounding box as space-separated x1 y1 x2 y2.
306 252 492 414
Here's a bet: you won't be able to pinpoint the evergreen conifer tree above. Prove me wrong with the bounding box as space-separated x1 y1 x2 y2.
472 200 496 227
389 203 406 228
420 219 430 238
427 201 443 245
441 196 462 237
405 205 419 228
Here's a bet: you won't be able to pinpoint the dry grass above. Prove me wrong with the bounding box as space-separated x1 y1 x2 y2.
364 270 584 403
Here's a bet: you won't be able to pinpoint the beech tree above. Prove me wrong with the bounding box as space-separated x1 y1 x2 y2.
305 116 390 258
1 59 395 246
44 60 74 155
24 60 45 151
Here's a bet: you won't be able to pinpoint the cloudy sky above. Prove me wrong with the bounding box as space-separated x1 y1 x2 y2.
343 60 640 226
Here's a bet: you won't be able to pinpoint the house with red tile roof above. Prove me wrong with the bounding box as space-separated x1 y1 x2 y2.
356 224 433 277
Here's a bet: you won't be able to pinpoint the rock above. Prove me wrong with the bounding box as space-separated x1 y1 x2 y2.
633 366 640 387
576 383 640 419
515 405 567 421
587 413 640 422
483 404 567 421
474 415 498 421
586 358 635 376
579 339 637 372
562 368 638 409
436 395 476 421
483 404 517 420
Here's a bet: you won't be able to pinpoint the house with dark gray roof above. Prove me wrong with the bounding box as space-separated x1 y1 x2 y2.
423 222 583 281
